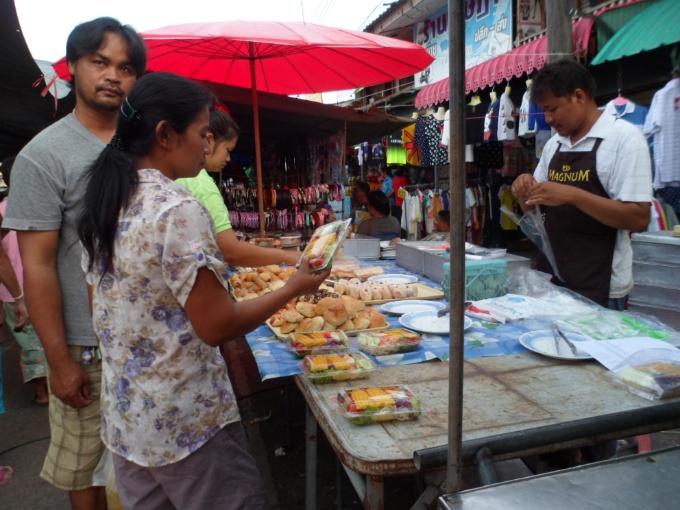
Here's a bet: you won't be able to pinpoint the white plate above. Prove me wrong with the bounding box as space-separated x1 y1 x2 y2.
519 330 593 361
368 274 418 284
381 300 447 315
399 312 472 334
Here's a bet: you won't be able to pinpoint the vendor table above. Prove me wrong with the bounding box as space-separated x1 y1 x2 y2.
296 355 680 510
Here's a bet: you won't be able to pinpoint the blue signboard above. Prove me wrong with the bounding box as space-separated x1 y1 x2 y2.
414 0 513 89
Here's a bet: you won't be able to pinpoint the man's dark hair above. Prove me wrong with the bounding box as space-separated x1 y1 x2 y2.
355 181 371 198
368 190 390 216
437 209 450 226
66 17 147 80
531 59 596 104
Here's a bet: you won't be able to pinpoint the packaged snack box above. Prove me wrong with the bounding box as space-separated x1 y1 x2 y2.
357 328 422 356
286 331 350 358
300 352 376 384
298 219 352 273
336 385 422 425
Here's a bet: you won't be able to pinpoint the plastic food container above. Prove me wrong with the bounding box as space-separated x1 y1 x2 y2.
336 385 422 425
298 219 352 273
300 352 376 384
357 329 422 356
286 331 351 358
251 237 275 248
611 348 680 400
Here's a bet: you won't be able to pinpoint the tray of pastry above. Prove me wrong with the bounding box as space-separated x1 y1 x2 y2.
327 278 444 305
266 297 389 341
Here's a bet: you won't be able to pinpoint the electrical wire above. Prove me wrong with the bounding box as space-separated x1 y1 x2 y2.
357 0 388 31
0 436 51 457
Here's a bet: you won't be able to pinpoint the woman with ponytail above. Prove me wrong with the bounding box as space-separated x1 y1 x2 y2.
78 72 328 509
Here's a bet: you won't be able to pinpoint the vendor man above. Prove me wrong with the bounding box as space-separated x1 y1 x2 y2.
511 59 652 309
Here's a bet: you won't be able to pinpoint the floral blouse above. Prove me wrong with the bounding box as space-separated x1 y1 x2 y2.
84 168 240 467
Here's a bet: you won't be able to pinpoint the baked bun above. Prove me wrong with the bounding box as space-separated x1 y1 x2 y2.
349 284 361 299
336 319 355 331
296 316 324 333
342 296 366 314
369 311 386 329
334 280 347 295
266 265 282 275
354 317 370 330
283 309 304 323
322 321 337 331
381 285 393 300
324 302 348 326
349 278 362 286
280 321 298 334
270 311 285 327
296 301 317 318
359 286 373 301
315 297 339 316
371 286 383 300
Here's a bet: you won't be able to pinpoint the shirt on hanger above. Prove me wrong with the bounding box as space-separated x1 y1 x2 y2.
603 99 649 131
643 79 680 189
497 92 516 141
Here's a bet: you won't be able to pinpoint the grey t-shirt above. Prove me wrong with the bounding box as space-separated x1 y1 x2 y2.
4 114 105 346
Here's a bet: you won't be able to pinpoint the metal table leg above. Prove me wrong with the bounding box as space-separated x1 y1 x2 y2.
305 404 317 510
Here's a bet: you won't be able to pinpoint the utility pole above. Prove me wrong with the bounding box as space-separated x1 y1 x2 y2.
545 0 575 62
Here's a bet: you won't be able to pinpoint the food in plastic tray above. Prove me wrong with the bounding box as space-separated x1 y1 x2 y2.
298 219 352 273
336 385 422 425
357 328 422 355
300 352 376 384
611 348 680 400
286 331 350 358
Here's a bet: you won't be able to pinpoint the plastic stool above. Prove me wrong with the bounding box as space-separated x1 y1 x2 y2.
636 435 652 453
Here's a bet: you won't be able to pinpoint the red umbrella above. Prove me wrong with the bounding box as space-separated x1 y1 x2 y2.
54 21 434 235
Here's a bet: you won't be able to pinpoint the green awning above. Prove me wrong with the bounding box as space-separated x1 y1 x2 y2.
591 0 680 65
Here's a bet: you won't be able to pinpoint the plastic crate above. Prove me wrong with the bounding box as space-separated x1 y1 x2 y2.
442 260 508 302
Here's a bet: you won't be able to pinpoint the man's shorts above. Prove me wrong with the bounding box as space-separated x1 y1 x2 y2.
40 345 106 491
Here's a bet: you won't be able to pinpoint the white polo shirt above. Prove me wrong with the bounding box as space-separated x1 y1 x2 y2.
534 113 653 299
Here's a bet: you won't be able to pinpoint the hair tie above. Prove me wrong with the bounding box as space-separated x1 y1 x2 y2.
120 98 142 125
109 134 125 151
213 103 231 115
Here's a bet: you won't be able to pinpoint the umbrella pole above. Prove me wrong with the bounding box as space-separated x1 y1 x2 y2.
250 44 266 238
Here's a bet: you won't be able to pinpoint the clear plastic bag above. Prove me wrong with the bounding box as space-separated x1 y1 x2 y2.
610 348 680 400
501 205 562 281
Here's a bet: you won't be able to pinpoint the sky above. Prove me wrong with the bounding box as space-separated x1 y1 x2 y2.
14 0 390 102
15 0 389 62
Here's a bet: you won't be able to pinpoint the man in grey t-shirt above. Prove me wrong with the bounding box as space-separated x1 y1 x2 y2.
4 18 145 508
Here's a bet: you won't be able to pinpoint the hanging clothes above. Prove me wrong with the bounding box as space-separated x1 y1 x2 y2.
402 123 420 166
483 98 500 142
643 78 680 189
497 91 516 141
466 101 489 145
415 114 449 166
603 99 649 132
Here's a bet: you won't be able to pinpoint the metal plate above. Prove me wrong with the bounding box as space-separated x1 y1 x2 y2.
519 330 593 361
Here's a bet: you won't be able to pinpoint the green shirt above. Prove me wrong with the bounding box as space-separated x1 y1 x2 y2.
176 169 232 233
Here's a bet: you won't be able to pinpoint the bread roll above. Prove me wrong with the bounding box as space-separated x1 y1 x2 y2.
296 301 317 318
315 297 339 316
324 302 348 326
405 284 417 297
342 296 366 314
280 321 298 334
349 284 361 299
269 280 285 292
322 321 337 331
354 316 370 330
266 265 282 275
359 285 373 301
371 286 383 300
349 278 362 286
334 280 347 295
381 285 393 300
392 285 406 298
369 311 386 329
259 271 272 282
283 309 304 323
296 316 324 333
336 319 355 332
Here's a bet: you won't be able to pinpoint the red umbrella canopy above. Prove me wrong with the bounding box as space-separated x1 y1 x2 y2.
53 20 434 95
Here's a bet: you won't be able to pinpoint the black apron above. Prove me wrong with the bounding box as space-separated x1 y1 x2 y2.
536 138 617 307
